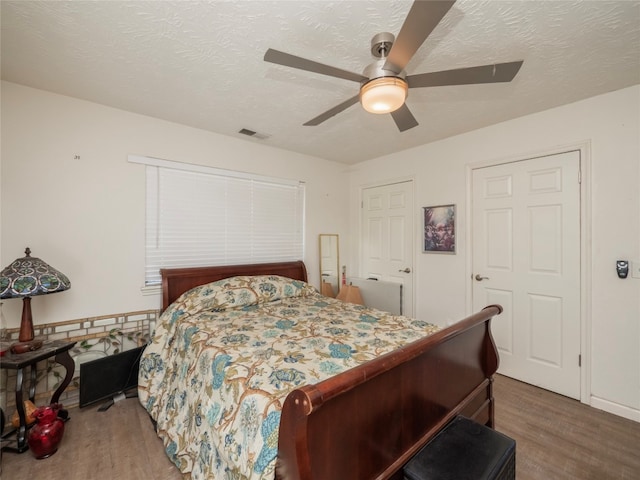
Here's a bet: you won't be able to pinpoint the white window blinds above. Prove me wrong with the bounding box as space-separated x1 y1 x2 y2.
142 159 305 286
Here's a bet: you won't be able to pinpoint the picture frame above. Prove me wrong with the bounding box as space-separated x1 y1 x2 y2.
423 204 456 254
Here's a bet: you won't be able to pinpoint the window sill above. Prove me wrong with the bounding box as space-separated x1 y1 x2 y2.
141 285 161 296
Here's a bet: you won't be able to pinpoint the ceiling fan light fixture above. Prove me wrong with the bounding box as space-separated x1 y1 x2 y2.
360 77 408 114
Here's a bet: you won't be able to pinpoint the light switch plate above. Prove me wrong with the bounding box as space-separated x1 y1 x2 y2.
632 261 640 279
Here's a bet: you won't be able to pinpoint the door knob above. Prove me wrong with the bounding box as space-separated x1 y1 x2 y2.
474 274 490 281
399 267 411 273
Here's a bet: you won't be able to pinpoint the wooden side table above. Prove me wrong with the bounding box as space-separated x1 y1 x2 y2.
0 339 76 453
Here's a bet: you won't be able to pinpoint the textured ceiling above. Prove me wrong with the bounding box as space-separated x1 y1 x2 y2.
2 1 639 164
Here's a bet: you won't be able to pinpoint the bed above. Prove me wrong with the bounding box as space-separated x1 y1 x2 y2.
138 260 502 480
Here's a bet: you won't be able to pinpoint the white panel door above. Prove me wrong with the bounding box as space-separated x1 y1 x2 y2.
472 151 581 399
361 181 414 317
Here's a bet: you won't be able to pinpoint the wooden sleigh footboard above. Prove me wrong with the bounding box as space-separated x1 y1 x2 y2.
276 304 503 480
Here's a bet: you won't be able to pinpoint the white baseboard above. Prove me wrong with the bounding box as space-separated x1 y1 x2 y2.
590 396 640 422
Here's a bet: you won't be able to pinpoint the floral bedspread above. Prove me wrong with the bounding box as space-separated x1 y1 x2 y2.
138 275 440 480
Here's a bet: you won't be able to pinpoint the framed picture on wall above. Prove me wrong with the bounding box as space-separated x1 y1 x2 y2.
423 204 456 254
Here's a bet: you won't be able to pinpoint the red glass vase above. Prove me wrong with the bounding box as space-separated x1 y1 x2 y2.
27 405 65 459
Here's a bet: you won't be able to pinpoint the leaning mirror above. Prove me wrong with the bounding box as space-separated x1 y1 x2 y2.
319 234 339 297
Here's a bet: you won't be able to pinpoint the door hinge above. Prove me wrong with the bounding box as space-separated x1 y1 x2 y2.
578 169 582 184
578 354 582 367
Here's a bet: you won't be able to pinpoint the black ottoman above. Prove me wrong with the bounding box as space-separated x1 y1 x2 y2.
403 416 516 480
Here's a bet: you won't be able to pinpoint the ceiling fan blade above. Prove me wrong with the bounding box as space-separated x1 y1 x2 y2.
390 103 419 132
265 49 368 83
384 0 456 73
303 95 360 126
407 61 524 88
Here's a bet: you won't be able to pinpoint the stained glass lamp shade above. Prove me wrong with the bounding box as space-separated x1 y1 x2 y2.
0 248 70 349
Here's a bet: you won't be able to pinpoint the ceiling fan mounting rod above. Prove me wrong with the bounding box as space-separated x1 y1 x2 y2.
363 59 406 83
365 32 405 82
371 32 395 58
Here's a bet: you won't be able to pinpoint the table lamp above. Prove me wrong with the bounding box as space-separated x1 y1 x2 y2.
336 283 364 305
0 247 71 352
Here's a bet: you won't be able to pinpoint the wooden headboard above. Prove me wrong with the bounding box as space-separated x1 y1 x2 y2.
160 260 308 312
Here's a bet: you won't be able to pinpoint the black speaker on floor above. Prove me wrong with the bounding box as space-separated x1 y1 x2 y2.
79 344 146 410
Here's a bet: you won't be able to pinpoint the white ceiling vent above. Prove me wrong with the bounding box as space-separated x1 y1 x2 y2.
238 128 271 140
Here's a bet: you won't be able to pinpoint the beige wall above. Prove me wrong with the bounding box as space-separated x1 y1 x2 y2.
347 85 640 421
0 81 350 327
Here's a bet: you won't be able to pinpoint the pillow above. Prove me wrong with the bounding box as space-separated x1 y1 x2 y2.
174 275 316 315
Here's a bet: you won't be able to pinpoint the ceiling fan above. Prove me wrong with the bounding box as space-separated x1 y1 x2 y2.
264 0 523 132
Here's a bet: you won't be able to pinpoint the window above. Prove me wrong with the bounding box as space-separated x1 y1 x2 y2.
131 156 305 286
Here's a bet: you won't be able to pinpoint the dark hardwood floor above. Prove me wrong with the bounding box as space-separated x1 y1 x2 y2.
1 395 182 480
493 375 640 480
2 375 639 479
